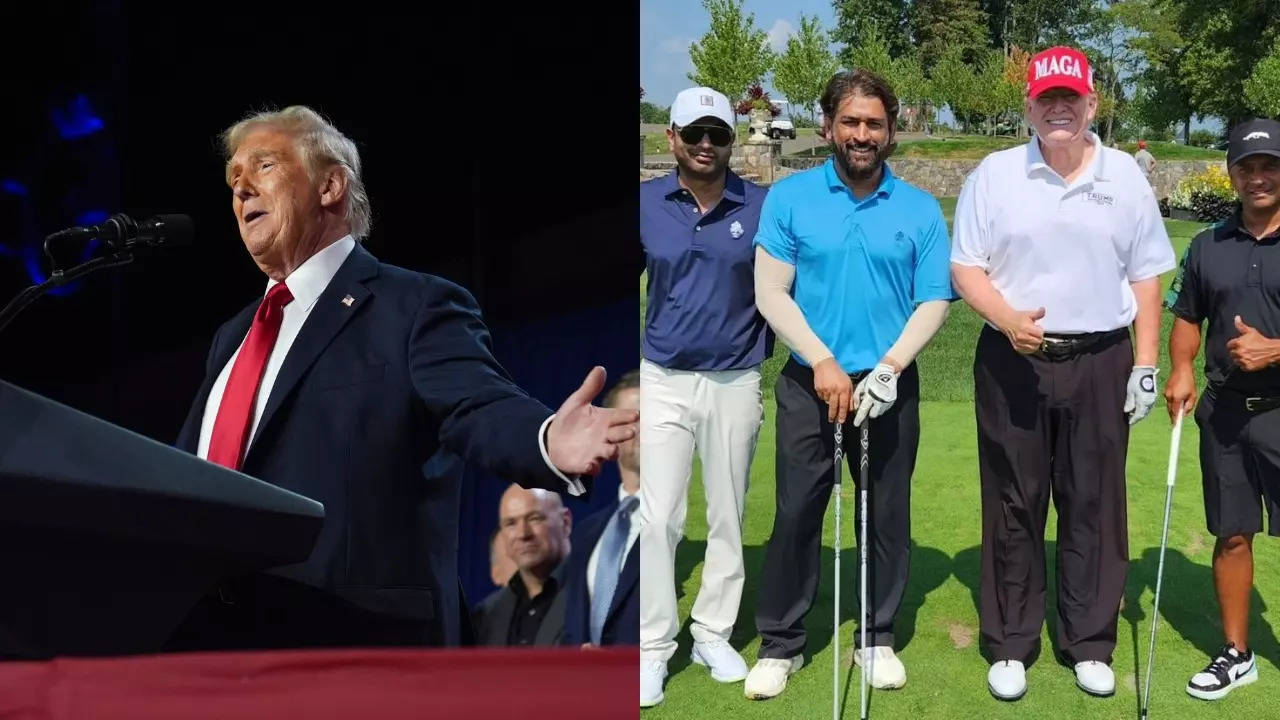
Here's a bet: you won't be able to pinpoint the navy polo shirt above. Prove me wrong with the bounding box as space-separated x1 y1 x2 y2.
1166 213 1280 393
754 158 956 373
641 169 773 371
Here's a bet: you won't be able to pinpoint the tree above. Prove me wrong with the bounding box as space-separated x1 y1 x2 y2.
774 14 839 153
1001 45 1032 136
911 0 991 70
846 30 894 78
1244 39 1280 119
890 52 931 131
984 0 1094 53
930 49 979 133
773 13 839 126
687 0 775 123
831 0 912 64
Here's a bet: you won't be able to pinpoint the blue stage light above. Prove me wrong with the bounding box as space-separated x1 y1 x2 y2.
52 95 105 140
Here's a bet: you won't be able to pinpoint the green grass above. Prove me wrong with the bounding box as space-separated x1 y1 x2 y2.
640 202 1271 719
1119 141 1225 161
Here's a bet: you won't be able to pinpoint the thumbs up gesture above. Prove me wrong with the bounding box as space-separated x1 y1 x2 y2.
1001 306 1048 355
1227 315 1279 372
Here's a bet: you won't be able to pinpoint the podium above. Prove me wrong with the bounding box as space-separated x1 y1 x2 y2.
0 379 325 659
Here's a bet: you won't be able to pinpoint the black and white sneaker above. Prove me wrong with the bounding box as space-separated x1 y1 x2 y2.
1186 643 1258 700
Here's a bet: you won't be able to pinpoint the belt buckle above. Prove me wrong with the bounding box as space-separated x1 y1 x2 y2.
1247 397 1262 412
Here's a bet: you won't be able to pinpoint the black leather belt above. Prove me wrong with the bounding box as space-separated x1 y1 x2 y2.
1035 328 1128 362
1216 386 1280 413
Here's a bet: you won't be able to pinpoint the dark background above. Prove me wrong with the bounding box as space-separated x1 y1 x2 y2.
0 2 638 609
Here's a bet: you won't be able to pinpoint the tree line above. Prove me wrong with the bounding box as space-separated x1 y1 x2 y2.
669 0 1280 142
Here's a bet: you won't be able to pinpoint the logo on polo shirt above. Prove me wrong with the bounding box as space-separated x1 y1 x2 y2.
1085 191 1115 206
1244 131 1271 141
730 220 744 238
1033 54 1086 81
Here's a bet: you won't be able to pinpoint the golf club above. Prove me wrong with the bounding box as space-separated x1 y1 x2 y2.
1140 405 1185 720
860 420 870 720
833 421 843 720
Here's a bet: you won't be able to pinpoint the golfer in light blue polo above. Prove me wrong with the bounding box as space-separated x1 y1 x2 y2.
745 69 953 700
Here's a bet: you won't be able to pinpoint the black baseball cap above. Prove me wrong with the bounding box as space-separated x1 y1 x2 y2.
1228 118 1280 167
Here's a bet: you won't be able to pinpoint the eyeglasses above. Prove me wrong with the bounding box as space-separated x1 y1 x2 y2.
677 125 732 147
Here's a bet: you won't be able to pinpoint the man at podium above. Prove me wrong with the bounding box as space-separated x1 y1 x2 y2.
166 105 636 650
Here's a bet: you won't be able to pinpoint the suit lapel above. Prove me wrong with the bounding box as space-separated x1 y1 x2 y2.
246 245 379 455
176 304 257 453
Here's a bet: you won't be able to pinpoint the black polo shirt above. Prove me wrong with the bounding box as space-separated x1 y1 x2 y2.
506 571 560 646
1166 213 1280 393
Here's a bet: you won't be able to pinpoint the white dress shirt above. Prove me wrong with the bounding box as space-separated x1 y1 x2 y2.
950 132 1176 333
197 235 357 462
197 234 584 496
586 485 641 602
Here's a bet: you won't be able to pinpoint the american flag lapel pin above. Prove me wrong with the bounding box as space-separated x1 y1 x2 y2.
341 295 355 307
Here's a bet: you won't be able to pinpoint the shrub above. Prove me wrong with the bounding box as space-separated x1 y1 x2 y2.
1169 165 1234 221
735 85 782 118
1189 129 1220 148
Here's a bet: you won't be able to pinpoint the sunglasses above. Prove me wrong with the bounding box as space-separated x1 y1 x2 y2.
677 125 732 147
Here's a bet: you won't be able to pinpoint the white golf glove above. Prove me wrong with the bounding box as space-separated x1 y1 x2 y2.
853 363 898 427
1124 366 1158 425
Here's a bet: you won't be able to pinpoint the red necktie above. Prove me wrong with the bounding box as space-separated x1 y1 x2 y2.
206 282 294 470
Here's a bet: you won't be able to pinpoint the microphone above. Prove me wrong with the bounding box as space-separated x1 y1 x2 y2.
45 213 193 251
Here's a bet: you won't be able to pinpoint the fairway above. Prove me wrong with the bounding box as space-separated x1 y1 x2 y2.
640 197 1278 719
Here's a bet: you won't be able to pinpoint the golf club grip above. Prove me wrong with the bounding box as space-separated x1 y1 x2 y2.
1165 408 1184 487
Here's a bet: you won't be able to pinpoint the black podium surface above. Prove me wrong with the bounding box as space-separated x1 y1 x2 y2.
0 379 325 659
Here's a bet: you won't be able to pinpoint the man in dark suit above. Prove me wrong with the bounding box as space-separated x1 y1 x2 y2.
472 484 572 646
563 370 640 647
165 105 636 651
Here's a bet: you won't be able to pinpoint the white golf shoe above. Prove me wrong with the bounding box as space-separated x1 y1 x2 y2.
743 655 804 700
854 646 907 689
691 640 749 682
1074 660 1115 696
988 660 1027 700
640 659 666 708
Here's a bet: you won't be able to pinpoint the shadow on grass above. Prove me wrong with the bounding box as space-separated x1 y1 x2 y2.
667 537 951 686
954 543 1063 669
1123 546 1280 712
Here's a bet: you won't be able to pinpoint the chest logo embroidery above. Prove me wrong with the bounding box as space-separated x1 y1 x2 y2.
1084 191 1115 207
730 220 744 238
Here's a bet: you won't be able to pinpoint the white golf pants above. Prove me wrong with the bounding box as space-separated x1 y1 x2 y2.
639 358 763 663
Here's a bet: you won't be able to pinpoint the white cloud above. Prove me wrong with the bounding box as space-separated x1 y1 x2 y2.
767 19 795 54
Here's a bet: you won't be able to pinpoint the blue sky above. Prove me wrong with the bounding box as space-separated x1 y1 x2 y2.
640 0 837 110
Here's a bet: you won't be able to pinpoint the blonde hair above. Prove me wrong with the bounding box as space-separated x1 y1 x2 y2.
222 105 372 239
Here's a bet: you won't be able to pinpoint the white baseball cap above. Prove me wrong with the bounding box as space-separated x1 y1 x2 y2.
670 87 734 129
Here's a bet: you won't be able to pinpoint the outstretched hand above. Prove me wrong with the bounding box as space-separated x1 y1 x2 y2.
546 367 639 477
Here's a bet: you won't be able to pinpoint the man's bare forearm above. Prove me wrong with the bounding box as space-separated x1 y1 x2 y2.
951 264 1013 330
1169 317 1202 375
1131 277 1162 366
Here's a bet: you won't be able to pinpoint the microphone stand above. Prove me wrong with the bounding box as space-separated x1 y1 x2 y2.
0 235 136 334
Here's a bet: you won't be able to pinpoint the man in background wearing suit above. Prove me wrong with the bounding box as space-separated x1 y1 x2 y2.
472 484 572 646
562 370 640 649
166 105 636 651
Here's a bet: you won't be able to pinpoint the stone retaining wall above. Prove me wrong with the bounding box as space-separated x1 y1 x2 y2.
775 156 1224 198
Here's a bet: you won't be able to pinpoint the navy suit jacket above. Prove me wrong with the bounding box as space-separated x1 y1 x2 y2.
174 244 574 647
561 497 639 646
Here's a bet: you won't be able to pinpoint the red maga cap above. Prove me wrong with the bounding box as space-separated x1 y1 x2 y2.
1026 46 1093 98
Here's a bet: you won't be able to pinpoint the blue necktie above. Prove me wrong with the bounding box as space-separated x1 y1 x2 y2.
590 496 638 644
